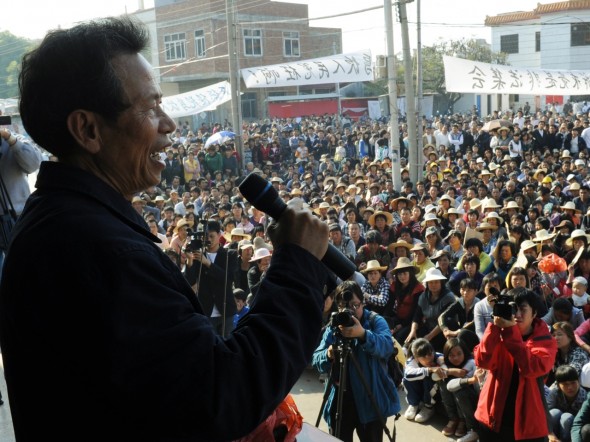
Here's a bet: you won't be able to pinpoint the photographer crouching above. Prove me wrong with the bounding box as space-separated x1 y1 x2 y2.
312 280 401 442
474 287 557 441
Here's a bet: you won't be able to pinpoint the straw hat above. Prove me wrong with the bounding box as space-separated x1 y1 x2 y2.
469 198 482 210
439 195 455 205
410 242 429 253
131 196 146 205
223 227 251 242
444 208 460 218
480 170 492 177
390 197 414 211
420 213 441 227
476 222 498 232
253 236 273 251
570 182 581 191
483 212 503 223
238 239 254 250
290 188 303 196
482 198 501 210
520 240 540 254
430 249 451 262
561 201 582 214
313 201 331 215
249 247 272 262
566 229 590 248
173 218 189 235
387 240 413 253
361 259 388 273
368 210 394 227
503 201 520 210
532 229 556 243
392 257 418 273
422 268 448 283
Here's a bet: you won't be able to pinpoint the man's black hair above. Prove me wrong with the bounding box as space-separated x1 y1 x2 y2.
19 17 149 157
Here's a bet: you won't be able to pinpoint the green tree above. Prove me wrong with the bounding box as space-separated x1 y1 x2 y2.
0 31 35 99
420 38 508 113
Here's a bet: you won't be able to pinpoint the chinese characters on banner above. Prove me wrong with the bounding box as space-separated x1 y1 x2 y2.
161 81 232 118
241 50 373 88
443 55 590 96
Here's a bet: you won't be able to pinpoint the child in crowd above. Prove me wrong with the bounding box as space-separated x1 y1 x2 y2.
439 338 480 442
232 289 250 329
402 338 446 424
547 365 587 442
572 277 590 319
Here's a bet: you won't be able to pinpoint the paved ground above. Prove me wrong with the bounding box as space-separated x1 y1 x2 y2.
0 357 452 442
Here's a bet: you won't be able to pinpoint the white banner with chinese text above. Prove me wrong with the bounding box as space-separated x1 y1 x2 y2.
241 50 373 88
443 55 590 95
161 81 232 118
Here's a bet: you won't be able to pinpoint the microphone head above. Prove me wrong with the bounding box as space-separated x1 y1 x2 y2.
238 172 285 219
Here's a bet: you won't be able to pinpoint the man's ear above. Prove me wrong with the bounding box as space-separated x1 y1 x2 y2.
66 110 103 154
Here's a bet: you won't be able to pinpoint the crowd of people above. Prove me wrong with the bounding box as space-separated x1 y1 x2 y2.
135 103 590 442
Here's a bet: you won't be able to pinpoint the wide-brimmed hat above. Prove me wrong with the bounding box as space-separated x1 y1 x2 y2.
439 195 455 205
532 229 556 243
562 150 572 159
520 239 540 254
223 227 251 242
131 196 146 205
410 242 429 253
387 240 413 253
425 226 439 237
430 249 451 262
361 259 388 273
480 170 492 177
253 236 273 251
390 197 414 211
424 204 438 214
249 247 272 262
392 257 418 273
566 229 590 248
444 208 461 218
555 219 575 231
323 176 337 188
290 188 303 196
469 198 482 210
483 212 503 223
482 198 501 210
368 210 394 227
313 201 332 215
533 168 548 180
497 126 510 133
503 201 520 210
238 239 254 250
173 218 189 235
422 268 448 283
561 201 582 214
570 182 581 191
420 213 441 227
476 222 498 232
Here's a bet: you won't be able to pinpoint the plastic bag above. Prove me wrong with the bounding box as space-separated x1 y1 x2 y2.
538 253 568 274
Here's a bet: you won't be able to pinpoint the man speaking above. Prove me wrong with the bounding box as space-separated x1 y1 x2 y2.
0 17 329 441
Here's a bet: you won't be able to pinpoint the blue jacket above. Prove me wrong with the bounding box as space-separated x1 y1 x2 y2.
312 309 401 426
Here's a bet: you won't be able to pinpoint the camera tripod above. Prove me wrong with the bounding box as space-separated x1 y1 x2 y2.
315 333 396 442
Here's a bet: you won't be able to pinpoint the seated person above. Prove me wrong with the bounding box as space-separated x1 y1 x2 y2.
403 338 447 424
439 278 481 353
543 298 586 330
547 365 587 442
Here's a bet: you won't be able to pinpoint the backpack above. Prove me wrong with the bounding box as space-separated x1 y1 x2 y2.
368 312 404 388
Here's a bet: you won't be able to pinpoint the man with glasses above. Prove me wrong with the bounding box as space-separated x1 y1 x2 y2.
313 280 401 442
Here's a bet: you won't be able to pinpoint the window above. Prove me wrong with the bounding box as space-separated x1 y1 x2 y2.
164 33 186 61
571 23 590 46
535 31 541 52
243 29 262 56
500 34 519 54
195 30 206 58
241 93 257 118
283 31 300 57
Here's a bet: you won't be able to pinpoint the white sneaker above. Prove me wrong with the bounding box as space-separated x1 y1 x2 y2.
457 430 479 442
414 405 435 423
404 404 419 420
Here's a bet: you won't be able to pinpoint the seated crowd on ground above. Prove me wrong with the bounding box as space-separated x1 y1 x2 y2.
136 106 590 441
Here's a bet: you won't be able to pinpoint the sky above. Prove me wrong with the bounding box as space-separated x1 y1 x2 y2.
2 0 548 55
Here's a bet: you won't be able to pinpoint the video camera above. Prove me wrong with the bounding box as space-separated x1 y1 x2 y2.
182 219 210 253
490 287 517 320
330 290 356 329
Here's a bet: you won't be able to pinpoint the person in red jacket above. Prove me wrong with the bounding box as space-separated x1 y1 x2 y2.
474 288 557 441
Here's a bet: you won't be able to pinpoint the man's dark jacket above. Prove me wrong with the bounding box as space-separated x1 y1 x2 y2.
0 162 327 441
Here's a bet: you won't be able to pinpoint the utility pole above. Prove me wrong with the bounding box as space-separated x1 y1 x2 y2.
384 0 402 191
397 0 419 184
225 0 243 169
416 0 424 174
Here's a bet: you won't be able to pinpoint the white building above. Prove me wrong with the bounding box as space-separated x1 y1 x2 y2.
485 0 590 113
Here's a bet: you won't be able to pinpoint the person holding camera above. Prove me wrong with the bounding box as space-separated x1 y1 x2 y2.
184 220 238 337
312 280 401 442
474 288 557 441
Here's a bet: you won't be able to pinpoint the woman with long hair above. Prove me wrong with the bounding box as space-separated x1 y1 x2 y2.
382 258 425 344
549 321 590 387
486 239 517 281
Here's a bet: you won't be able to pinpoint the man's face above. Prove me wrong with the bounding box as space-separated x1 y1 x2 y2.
97 52 179 198
172 177 180 188
337 293 364 321
207 230 221 249
329 230 342 244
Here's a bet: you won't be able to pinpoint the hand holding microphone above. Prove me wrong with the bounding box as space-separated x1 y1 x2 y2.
239 173 357 281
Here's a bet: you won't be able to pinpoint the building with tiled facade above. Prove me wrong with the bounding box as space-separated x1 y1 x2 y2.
137 0 341 126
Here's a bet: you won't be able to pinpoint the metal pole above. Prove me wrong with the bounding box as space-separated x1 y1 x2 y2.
333 42 342 118
384 0 402 191
398 0 419 185
416 0 424 174
225 0 243 170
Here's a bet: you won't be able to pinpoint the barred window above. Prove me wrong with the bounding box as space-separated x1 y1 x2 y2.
500 34 519 54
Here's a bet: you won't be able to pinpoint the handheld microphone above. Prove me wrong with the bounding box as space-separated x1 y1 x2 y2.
238 173 357 281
